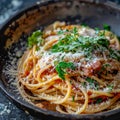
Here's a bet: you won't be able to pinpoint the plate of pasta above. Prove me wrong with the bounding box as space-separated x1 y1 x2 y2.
0 0 120 120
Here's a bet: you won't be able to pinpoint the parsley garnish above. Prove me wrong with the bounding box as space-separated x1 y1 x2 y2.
57 29 69 35
51 27 120 61
86 77 99 90
57 30 64 35
99 63 111 75
102 63 111 69
55 62 75 80
72 27 78 35
107 85 113 92
72 96 75 102
109 49 120 61
95 27 100 34
99 30 105 36
110 33 114 39
96 98 103 104
51 34 109 57
86 77 95 83
28 30 44 48
81 82 87 88
103 24 111 31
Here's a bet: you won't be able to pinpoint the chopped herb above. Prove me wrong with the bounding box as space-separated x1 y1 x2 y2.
57 29 68 35
57 30 64 35
72 27 78 35
102 63 110 70
102 63 111 69
52 25 119 62
51 34 78 53
61 55 65 60
107 85 113 92
95 27 100 34
36 47 40 51
99 30 105 36
109 49 120 61
96 98 103 104
99 63 111 75
54 60 59 66
28 30 44 48
81 82 87 88
86 77 99 90
97 37 109 48
51 33 109 58
55 62 75 80
86 77 94 84
104 63 110 67
110 33 114 39
103 24 111 31
72 96 75 102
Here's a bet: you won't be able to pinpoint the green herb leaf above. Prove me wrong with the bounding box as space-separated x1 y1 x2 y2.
72 96 75 102
57 30 64 35
103 24 111 31
51 34 109 55
86 77 99 90
102 63 110 71
72 27 78 35
97 37 110 48
36 47 40 51
99 30 105 36
54 60 59 66
55 62 75 80
52 26 120 62
95 27 100 34
107 84 113 92
86 77 94 84
109 49 120 61
57 29 69 35
81 82 86 87
96 98 103 104
103 63 111 67
99 63 111 75
28 30 43 48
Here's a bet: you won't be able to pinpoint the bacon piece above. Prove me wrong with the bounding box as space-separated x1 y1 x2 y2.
92 60 102 71
84 60 102 77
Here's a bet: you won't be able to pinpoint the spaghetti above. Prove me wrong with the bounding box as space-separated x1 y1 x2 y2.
17 21 120 114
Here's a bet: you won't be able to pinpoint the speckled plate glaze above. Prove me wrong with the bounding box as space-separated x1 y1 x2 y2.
0 0 120 120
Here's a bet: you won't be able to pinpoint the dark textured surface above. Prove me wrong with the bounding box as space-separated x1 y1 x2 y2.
0 0 120 120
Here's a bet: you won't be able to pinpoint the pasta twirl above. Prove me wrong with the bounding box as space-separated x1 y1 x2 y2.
17 22 120 114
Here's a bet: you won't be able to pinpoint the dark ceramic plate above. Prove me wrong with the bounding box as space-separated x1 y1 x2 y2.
0 0 120 120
